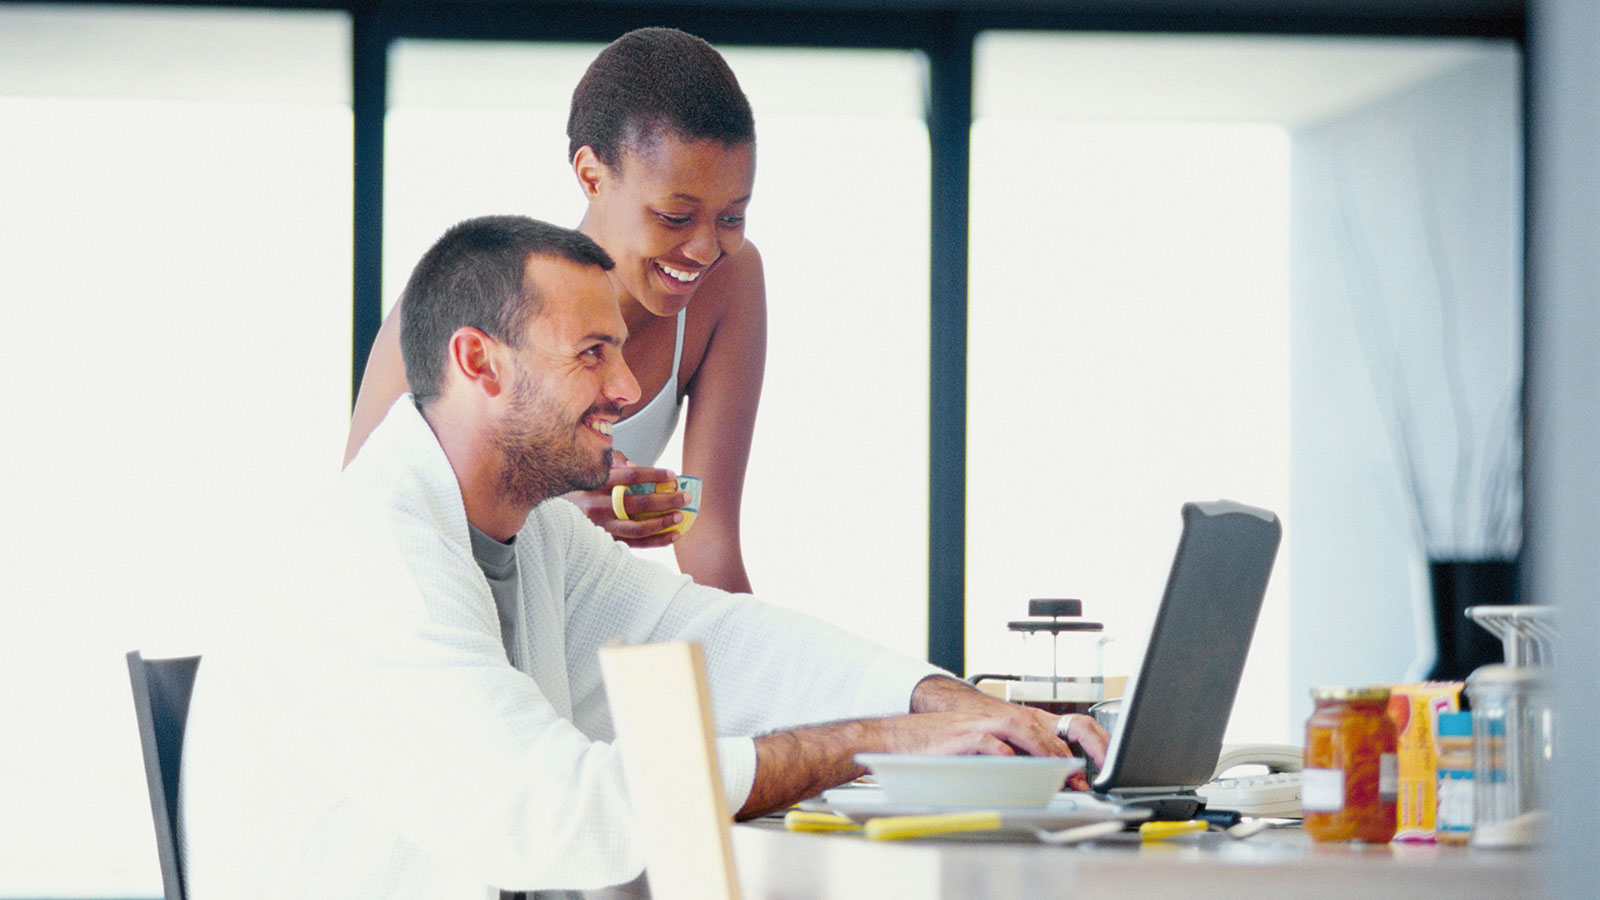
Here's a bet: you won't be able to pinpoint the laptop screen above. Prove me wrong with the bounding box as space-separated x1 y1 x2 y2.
1091 500 1282 795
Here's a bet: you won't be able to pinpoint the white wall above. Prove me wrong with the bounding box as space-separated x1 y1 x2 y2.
1529 1 1600 896
0 7 352 896
1287 49 1523 727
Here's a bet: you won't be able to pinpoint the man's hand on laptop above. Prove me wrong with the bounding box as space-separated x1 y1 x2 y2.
908 675 1108 790
1055 712 1109 777
740 678 1110 816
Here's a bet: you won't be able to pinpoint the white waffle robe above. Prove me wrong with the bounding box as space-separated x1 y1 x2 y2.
178 396 941 899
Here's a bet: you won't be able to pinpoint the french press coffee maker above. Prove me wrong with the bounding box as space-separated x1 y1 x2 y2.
971 598 1108 715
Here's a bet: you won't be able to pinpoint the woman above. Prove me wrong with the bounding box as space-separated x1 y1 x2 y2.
345 27 763 594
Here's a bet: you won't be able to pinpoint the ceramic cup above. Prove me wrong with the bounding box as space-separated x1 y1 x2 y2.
611 475 702 536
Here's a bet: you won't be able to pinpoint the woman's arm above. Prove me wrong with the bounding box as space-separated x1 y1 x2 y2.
344 304 410 467
674 242 767 594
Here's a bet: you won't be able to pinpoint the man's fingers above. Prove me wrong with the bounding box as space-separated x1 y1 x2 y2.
944 714 1069 760
1060 714 1110 765
967 732 1018 756
984 712 1072 758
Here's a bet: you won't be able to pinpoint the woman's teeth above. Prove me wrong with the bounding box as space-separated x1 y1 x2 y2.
657 262 702 284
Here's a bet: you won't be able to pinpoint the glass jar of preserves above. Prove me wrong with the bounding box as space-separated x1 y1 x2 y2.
1302 686 1399 843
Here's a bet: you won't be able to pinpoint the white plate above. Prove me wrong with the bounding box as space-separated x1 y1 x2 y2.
854 753 1085 809
814 782 1149 828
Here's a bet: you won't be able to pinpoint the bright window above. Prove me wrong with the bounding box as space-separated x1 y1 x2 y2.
0 7 351 895
966 32 1292 743
965 32 1519 746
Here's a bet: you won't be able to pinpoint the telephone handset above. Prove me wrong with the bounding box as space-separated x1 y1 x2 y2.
1196 743 1304 817
1211 743 1304 778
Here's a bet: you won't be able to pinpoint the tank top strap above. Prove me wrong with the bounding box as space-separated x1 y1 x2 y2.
668 307 686 393
608 308 689 467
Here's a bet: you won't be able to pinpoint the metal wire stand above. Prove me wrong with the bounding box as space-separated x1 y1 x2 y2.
1466 605 1559 668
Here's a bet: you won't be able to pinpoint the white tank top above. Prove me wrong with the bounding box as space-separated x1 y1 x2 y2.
610 309 686 467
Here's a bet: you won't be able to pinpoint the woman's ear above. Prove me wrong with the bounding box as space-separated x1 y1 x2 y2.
572 145 605 200
446 327 507 399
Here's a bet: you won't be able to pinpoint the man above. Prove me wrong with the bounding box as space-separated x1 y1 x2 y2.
179 216 1107 899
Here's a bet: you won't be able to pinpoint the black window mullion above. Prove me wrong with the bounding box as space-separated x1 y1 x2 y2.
925 18 974 675
350 11 389 408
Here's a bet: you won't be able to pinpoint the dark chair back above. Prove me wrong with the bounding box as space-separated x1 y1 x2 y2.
126 650 201 900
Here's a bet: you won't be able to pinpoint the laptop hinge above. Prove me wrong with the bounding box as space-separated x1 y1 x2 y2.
1102 789 1204 821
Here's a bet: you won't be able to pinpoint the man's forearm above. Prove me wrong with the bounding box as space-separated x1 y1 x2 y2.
735 677 1104 819
909 673 983 713
740 720 872 819
736 677 972 819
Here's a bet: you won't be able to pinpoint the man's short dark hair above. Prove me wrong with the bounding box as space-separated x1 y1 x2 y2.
399 215 615 406
567 27 756 167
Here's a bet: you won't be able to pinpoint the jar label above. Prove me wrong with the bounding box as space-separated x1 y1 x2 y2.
1379 752 1398 801
1301 767 1345 812
1437 772 1475 832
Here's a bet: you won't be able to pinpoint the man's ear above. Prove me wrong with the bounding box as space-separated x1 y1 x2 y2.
573 145 606 200
446 327 508 398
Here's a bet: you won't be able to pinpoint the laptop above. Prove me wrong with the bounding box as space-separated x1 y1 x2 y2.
820 499 1282 825
1084 499 1282 819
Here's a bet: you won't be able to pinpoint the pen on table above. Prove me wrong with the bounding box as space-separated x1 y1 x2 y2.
1138 819 1209 841
861 811 1127 844
784 810 861 832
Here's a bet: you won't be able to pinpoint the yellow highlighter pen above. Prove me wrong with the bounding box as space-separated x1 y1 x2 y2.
784 810 862 833
862 811 1003 841
1138 819 1209 842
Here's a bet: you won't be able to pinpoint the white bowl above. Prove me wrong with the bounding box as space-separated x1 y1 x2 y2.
854 753 1083 809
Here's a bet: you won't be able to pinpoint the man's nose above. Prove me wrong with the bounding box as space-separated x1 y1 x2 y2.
606 354 641 408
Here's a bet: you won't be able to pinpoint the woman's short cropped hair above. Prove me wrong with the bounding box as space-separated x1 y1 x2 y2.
567 27 755 166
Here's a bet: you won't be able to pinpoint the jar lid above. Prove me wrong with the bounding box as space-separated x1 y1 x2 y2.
1310 685 1391 702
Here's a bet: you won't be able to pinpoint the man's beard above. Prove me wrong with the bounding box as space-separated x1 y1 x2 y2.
493 365 616 509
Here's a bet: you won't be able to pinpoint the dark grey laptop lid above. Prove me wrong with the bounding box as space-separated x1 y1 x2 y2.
1091 500 1282 795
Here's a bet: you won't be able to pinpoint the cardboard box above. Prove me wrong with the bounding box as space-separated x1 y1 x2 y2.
1385 682 1465 842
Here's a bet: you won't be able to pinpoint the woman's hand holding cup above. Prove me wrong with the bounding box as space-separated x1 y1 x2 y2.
612 474 701 537
562 452 694 548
